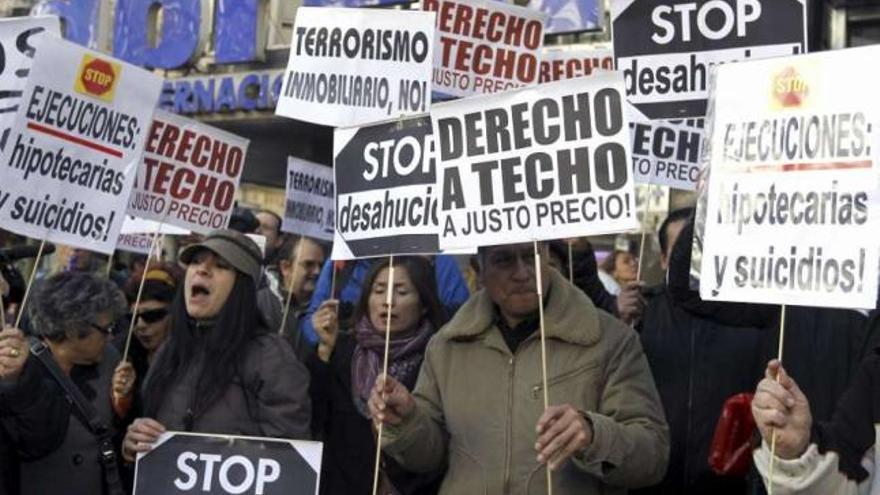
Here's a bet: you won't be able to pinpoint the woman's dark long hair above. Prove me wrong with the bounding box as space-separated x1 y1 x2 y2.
143 273 266 419
352 256 447 331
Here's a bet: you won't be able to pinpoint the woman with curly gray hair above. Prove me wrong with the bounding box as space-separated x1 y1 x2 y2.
0 271 128 495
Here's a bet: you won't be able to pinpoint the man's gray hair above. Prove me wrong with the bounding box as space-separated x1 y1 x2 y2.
29 271 127 341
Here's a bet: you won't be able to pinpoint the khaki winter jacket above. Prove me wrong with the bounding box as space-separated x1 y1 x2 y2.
383 269 670 495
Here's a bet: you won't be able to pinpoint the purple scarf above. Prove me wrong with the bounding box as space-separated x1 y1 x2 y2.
351 316 434 419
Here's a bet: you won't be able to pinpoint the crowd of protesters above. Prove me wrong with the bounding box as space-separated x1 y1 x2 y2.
0 204 878 495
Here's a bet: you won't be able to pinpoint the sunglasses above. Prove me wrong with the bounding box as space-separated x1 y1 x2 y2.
128 308 170 325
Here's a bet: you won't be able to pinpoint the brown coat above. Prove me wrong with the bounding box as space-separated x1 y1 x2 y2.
383 269 669 495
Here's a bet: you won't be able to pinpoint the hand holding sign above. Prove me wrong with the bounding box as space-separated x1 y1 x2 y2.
535 404 593 471
313 299 340 362
0 327 28 381
368 373 415 427
123 418 167 462
751 360 811 460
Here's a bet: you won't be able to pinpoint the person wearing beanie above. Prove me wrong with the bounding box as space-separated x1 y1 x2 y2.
122 229 312 463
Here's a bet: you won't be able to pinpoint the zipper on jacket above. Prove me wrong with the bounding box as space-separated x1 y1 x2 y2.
503 356 515 494
684 325 695 490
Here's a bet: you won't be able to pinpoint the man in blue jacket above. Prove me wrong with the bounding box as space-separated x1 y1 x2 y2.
301 255 469 346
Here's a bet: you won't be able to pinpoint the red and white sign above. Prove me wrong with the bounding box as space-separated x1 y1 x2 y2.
127 110 249 235
0 36 162 254
539 45 613 83
424 0 545 97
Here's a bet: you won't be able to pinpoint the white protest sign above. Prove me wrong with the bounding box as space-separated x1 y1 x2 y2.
134 432 322 495
0 36 162 254
425 0 545 97
699 46 880 309
283 158 335 242
433 74 638 250
612 0 807 119
333 115 439 259
127 109 249 235
116 233 157 255
539 44 613 83
0 16 60 151
117 215 190 256
630 116 704 191
275 8 434 127
120 216 191 235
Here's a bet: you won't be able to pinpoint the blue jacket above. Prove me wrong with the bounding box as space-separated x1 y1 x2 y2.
300 255 470 345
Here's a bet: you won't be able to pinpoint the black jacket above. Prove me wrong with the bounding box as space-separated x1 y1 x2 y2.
0 345 120 495
636 287 766 495
308 333 442 495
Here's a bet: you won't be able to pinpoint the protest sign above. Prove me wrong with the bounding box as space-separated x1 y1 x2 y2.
116 232 158 255
116 216 190 255
0 16 60 151
539 44 612 83
425 0 545 97
630 117 704 190
283 158 335 242
432 73 638 250
120 216 191 236
0 36 162 254
333 115 439 259
699 46 880 309
275 8 434 127
612 0 807 119
127 110 249 235
134 432 322 495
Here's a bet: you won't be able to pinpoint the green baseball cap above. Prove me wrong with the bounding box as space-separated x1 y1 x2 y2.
178 229 263 284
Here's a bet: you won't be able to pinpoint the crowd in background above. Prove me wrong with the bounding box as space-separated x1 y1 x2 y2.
0 203 877 495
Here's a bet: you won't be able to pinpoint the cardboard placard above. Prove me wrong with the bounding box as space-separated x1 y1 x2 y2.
275 8 435 127
282 157 335 241
127 110 249 235
612 0 807 119
425 0 545 97
0 36 163 254
432 74 638 250
134 432 322 495
0 16 60 150
333 115 439 259
699 46 880 308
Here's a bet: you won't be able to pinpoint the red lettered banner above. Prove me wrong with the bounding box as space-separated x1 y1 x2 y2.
424 0 545 97
540 45 613 83
126 110 249 235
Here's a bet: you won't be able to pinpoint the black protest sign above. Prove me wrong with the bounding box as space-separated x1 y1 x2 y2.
612 0 807 119
432 74 638 250
134 432 322 495
332 115 439 259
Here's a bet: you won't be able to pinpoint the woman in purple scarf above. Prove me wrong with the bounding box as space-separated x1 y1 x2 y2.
308 256 447 495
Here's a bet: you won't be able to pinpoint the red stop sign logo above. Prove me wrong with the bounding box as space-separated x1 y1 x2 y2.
772 67 809 109
80 59 116 97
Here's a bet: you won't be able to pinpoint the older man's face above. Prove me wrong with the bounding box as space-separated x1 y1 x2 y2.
480 243 550 325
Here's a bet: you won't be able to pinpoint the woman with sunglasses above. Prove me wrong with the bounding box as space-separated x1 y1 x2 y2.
0 271 128 495
110 264 180 420
121 230 312 463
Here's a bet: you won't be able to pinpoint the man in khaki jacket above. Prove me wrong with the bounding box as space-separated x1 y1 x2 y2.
369 243 670 494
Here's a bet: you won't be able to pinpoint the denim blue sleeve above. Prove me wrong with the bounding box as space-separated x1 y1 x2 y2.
434 255 470 316
300 258 334 345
